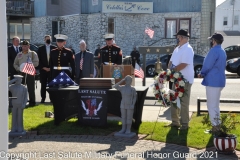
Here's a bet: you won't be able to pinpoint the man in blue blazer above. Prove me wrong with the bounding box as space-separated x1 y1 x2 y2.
75 40 94 84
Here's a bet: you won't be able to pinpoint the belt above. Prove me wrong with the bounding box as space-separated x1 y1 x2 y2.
104 62 115 65
53 66 70 70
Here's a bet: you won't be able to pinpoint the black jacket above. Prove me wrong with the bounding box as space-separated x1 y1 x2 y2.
8 45 22 77
37 44 57 69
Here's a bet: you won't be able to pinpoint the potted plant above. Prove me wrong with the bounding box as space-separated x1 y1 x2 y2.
202 112 239 154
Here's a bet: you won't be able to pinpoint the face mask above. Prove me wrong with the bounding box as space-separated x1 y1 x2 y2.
46 39 51 44
176 38 180 45
210 40 213 48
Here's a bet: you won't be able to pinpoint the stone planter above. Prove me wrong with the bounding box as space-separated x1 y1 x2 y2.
213 135 237 154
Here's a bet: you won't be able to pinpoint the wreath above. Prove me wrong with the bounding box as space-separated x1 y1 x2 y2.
153 69 188 107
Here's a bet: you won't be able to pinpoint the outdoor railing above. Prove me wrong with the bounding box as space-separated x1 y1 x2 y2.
6 0 34 16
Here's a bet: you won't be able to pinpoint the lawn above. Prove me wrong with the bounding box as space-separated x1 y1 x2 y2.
8 104 240 150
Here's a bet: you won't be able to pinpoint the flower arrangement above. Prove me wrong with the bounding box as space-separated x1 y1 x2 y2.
202 112 240 137
153 69 188 107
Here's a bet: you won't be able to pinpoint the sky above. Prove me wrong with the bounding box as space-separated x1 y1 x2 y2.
216 0 226 6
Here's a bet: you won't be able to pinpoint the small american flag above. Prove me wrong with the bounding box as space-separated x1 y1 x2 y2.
134 63 144 79
145 27 154 39
22 56 35 76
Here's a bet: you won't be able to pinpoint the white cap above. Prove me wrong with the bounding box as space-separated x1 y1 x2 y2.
14 75 23 79
54 34 68 42
79 40 86 45
104 33 114 40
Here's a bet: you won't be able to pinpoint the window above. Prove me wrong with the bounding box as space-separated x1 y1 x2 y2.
51 0 59 5
52 21 58 42
234 15 239 25
166 20 177 38
223 17 228 25
108 18 114 34
165 18 191 38
9 23 30 40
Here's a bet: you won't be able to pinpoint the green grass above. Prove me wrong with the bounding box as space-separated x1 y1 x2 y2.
8 105 240 150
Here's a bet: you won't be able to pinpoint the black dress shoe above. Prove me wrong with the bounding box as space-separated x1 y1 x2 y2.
40 99 45 103
28 102 36 107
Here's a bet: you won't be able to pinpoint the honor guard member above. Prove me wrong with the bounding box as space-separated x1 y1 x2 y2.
99 34 122 65
13 40 39 106
49 34 75 80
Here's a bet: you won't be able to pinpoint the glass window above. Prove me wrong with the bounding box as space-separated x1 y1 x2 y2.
223 17 228 25
234 15 239 25
165 18 191 38
24 24 30 40
52 21 58 42
108 18 114 34
166 20 177 38
180 19 190 32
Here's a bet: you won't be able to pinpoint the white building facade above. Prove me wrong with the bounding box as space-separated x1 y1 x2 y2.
215 0 240 31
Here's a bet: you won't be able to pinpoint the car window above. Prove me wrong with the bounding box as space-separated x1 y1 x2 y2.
224 46 234 52
234 46 239 51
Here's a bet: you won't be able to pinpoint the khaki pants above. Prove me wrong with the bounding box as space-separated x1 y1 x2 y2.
171 82 192 126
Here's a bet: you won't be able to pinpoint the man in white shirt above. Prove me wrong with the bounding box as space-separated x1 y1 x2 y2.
167 29 194 130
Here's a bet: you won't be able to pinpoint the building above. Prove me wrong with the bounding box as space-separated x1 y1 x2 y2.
215 0 240 48
31 0 216 56
6 0 34 42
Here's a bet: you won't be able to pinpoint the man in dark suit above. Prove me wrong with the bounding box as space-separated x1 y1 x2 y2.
37 35 57 103
8 36 22 80
75 40 94 84
130 46 140 68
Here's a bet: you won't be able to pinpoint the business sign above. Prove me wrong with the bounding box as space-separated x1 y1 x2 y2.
102 1 153 13
78 89 108 127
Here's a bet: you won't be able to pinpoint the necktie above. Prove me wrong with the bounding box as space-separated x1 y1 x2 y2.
16 47 19 53
80 52 83 70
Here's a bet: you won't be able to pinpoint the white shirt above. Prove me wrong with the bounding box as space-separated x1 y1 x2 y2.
170 42 194 84
14 45 20 53
45 44 50 62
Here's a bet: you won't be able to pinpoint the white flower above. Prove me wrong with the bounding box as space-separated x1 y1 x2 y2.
178 92 183 97
155 76 159 82
168 89 175 94
173 72 180 79
179 80 185 87
158 83 163 89
170 78 174 82
166 69 171 75
153 89 159 94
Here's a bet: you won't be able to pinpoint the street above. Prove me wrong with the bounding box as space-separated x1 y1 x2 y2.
35 73 240 113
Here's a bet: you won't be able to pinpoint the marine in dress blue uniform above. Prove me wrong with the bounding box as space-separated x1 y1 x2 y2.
99 34 122 65
49 34 75 80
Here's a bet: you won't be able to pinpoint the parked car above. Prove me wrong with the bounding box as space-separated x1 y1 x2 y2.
226 57 240 76
224 45 240 60
144 54 204 77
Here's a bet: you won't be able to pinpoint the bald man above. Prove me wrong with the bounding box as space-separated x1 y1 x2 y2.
74 40 94 83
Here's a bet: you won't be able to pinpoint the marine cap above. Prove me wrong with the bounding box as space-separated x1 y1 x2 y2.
14 75 23 79
54 34 68 42
104 33 114 40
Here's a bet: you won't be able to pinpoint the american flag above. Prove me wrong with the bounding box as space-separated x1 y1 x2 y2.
22 56 35 76
47 71 78 87
145 27 154 39
134 63 144 79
